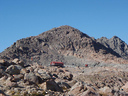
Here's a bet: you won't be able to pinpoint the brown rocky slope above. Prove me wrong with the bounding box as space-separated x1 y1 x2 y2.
0 25 128 65
97 36 128 60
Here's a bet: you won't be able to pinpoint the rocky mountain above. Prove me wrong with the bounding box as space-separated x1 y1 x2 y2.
1 25 128 96
0 25 128 65
97 36 128 60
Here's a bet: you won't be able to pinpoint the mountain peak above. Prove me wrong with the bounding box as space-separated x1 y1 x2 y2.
111 36 120 39
0 26 128 65
39 25 90 39
50 25 78 31
57 25 75 29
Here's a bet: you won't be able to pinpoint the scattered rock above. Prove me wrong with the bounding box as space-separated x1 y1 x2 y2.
6 65 22 75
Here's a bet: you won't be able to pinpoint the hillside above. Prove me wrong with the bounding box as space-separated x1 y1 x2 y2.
97 36 128 60
0 25 128 65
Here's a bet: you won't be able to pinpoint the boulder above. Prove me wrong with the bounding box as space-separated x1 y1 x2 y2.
0 59 5 63
6 77 18 87
57 82 71 89
13 74 24 81
20 68 29 74
27 67 34 72
24 72 41 84
46 79 63 92
6 65 23 75
121 82 128 92
63 72 73 81
12 58 24 67
0 59 10 67
39 82 47 91
36 72 51 81
98 86 112 95
68 81 87 95
37 69 46 74
12 58 19 64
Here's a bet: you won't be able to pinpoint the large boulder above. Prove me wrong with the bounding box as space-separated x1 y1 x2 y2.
46 79 63 92
6 65 23 75
24 72 42 84
36 72 51 81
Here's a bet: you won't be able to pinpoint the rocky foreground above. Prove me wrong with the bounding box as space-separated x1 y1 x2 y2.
1 59 128 96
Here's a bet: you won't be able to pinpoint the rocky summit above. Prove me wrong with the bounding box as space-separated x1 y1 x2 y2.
1 25 128 96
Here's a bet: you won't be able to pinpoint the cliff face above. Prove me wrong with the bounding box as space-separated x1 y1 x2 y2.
97 36 128 60
0 25 128 65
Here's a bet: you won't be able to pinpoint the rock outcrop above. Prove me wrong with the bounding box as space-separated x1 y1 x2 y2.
97 36 128 60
